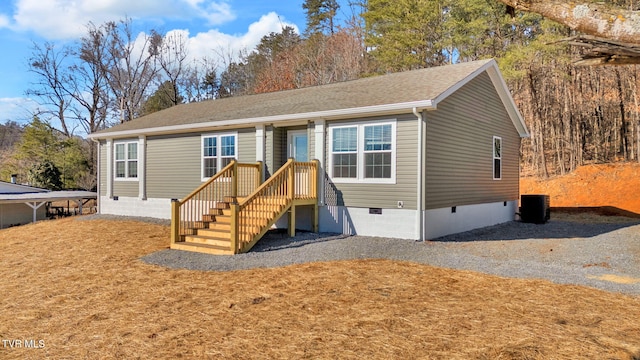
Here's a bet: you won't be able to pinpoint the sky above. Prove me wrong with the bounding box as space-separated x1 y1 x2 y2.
0 0 329 125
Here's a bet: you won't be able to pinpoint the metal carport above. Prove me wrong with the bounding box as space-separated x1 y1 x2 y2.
0 191 97 227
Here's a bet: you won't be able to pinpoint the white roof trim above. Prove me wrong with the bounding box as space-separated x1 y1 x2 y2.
89 100 435 139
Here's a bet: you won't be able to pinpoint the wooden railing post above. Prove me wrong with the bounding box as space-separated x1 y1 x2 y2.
256 161 263 187
311 159 319 233
288 158 295 201
232 160 238 198
311 159 319 199
230 202 239 253
170 199 180 244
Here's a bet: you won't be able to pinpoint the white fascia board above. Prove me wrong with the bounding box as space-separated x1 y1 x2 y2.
431 59 530 138
88 100 435 140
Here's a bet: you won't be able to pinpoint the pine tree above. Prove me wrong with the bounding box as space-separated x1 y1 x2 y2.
303 0 340 36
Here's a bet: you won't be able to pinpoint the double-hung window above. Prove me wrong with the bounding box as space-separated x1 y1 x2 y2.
332 127 358 178
493 136 502 180
329 121 396 183
202 133 237 179
114 141 138 180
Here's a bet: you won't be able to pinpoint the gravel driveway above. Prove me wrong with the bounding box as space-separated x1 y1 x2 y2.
140 215 640 296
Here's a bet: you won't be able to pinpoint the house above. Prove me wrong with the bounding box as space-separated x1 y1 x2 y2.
89 59 529 253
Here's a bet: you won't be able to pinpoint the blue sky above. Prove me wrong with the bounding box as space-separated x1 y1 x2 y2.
0 0 345 125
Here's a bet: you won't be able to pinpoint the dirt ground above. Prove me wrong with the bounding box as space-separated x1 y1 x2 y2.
1 217 640 359
1 162 640 359
521 162 640 215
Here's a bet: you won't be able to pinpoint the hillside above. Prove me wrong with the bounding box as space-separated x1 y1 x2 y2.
521 162 640 215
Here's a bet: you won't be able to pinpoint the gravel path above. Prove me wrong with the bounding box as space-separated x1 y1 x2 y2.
136 216 640 296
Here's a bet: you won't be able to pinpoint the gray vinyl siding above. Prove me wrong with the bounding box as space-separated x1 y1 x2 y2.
237 128 256 163
111 138 140 198
146 129 256 199
424 71 520 210
146 133 201 199
324 114 418 210
275 127 286 167
99 140 106 196
266 126 285 174
113 181 138 197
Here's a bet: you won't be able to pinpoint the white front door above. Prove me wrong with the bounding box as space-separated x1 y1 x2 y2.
287 130 308 161
288 130 309 197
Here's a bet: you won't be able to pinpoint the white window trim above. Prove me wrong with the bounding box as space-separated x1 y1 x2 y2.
113 140 139 182
328 120 396 184
493 136 502 180
201 132 238 181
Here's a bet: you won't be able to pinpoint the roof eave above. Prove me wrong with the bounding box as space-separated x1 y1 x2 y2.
88 100 435 140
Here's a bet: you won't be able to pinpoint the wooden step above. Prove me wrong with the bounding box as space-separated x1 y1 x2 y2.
223 196 237 203
170 241 234 255
184 235 231 247
197 228 231 238
209 222 231 231
211 202 230 210
197 226 263 238
211 215 231 224
191 221 211 229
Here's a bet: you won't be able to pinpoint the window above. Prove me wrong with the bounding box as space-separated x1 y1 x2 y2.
114 141 138 180
493 136 502 180
364 124 392 179
332 127 357 178
329 121 396 183
202 133 237 179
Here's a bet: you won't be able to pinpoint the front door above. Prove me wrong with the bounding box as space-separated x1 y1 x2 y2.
288 130 309 197
287 130 308 161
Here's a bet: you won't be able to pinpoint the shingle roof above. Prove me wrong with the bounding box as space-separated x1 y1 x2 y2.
91 59 526 138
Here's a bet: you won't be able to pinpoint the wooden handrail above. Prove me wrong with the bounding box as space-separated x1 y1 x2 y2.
179 160 237 206
231 159 317 253
238 159 294 206
170 159 263 245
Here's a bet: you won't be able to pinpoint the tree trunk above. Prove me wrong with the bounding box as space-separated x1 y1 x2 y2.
496 1 640 45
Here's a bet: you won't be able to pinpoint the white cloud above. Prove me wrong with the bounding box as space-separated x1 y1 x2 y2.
0 14 10 28
187 12 298 67
111 12 297 80
9 0 236 39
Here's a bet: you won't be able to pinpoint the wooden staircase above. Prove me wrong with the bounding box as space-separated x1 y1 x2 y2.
170 159 318 255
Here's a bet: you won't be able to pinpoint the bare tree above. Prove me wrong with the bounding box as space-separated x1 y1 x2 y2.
26 42 75 136
157 31 189 106
182 56 220 102
68 21 111 134
103 18 162 122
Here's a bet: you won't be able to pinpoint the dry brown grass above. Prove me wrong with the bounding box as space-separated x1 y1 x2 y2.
1 217 640 359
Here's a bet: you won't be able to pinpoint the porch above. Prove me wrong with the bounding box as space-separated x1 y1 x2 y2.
170 159 319 255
